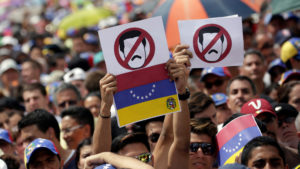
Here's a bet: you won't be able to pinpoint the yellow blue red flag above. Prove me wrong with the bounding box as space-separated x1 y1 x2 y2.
114 64 180 126
216 114 262 166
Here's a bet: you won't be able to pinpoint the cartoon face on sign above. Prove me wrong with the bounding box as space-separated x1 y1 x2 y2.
119 30 147 69
198 26 225 62
193 24 232 64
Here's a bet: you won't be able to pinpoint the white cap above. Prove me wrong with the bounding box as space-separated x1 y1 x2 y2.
1 36 18 46
0 159 7 169
0 58 18 75
63 67 86 83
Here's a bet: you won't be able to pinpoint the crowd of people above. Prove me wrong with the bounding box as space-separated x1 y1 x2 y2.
0 0 300 169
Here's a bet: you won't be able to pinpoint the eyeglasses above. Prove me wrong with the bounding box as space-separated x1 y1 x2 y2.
149 133 160 143
61 125 83 134
58 100 77 108
135 152 152 163
204 79 224 89
278 117 295 127
190 142 215 155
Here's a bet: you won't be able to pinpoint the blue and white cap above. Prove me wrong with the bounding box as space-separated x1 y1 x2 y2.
94 164 116 169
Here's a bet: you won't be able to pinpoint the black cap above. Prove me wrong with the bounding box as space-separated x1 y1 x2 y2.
271 103 298 118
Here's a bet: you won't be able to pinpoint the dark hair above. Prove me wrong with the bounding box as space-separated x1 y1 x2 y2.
61 106 94 136
22 59 43 73
111 132 150 153
136 116 165 133
278 81 300 103
198 26 224 45
84 70 105 93
0 154 20 169
226 76 257 95
188 92 214 118
18 109 60 140
244 49 265 63
119 30 146 53
190 118 217 152
22 82 47 97
241 136 285 166
53 83 81 105
75 138 92 169
0 97 24 112
84 91 101 101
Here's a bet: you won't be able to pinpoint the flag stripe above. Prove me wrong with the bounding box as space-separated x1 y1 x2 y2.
217 115 258 150
114 79 177 109
117 94 180 126
217 126 261 166
116 64 169 92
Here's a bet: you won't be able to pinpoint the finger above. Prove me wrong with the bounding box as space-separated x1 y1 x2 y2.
173 44 189 53
175 58 191 67
165 59 175 69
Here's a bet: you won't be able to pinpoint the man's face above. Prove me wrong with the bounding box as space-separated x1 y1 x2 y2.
122 37 146 69
194 104 217 124
84 95 101 117
227 80 255 113
200 33 222 62
0 140 14 155
61 116 89 149
72 38 87 54
247 145 285 169
23 89 48 113
189 133 215 169
28 149 61 169
1 69 19 87
0 112 9 130
288 84 300 112
256 114 278 140
240 54 265 81
203 75 227 95
216 104 232 124
145 121 163 152
77 145 92 169
71 80 88 98
21 62 39 83
118 142 152 165
277 115 298 149
20 125 49 148
55 89 81 115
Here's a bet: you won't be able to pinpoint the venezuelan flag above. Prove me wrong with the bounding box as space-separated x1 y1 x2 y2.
216 115 262 166
114 64 180 126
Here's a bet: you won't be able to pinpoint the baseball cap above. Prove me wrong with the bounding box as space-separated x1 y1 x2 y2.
280 37 300 63
200 67 231 81
63 67 86 83
0 58 18 75
279 69 300 85
94 164 116 169
24 138 60 169
240 98 277 118
272 103 298 118
1 36 18 46
211 93 227 106
0 128 12 144
0 159 7 169
268 58 286 74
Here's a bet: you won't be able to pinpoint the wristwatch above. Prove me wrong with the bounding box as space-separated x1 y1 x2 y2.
178 88 190 100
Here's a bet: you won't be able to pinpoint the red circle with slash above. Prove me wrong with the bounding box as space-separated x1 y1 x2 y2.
114 27 155 70
193 24 232 63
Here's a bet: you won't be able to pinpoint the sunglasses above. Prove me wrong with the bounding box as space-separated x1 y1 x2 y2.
58 100 77 108
135 152 152 163
204 79 224 89
149 133 160 143
190 142 215 155
278 117 295 127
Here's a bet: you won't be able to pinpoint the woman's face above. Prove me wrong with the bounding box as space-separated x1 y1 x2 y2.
77 145 92 169
288 84 300 112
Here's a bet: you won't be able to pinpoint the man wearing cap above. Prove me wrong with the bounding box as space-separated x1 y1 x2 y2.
240 98 300 168
240 49 267 95
0 58 19 97
24 138 62 169
0 128 14 156
211 93 232 125
281 37 300 70
272 103 299 149
200 67 231 95
63 67 88 98
278 69 300 85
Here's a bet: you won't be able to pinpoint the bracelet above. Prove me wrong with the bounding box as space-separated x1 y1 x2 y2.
99 113 111 118
178 88 190 100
